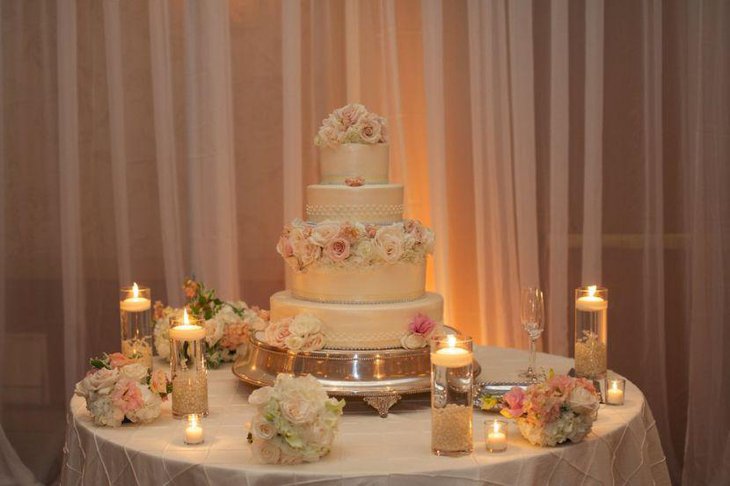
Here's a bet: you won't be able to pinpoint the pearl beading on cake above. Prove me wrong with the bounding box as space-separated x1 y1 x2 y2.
306 203 404 218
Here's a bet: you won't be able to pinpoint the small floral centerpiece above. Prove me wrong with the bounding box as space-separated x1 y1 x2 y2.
247 374 345 464
277 219 434 272
74 353 172 427
154 278 269 368
263 313 326 352
501 374 600 447
314 103 388 147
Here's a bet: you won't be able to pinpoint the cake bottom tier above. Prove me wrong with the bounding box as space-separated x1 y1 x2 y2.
270 290 444 349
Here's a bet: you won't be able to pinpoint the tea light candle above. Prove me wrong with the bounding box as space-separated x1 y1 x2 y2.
431 335 473 368
576 285 607 312
120 282 151 312
184 414 204 445
485 419 508 452
605 378 626 405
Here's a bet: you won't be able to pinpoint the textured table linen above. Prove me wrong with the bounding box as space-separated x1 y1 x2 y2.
62 346 670 485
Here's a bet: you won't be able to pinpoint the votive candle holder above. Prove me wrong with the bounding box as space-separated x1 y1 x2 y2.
431 334 474 456
170 311 209 418
605 377 626 405
119 283 153 370
184 414 205 445
485 419 508 453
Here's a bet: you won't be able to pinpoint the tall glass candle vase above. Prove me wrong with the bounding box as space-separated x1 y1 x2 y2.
574 286 608 379
170 311 209 418
119 283 152 370
430 335 474 456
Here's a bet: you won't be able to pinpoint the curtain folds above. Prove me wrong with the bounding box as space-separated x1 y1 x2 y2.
0 0 727 484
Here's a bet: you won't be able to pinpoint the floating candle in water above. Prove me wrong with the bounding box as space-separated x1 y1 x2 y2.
120 282 151 312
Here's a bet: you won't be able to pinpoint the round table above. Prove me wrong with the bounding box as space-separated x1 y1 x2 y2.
62 347 670 485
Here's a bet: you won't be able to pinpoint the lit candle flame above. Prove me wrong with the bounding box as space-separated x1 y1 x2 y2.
611 380 619 391
587 285 597 297
183 308 189 325
447 334 457 348
493 421 500 434
188 414 199 428
132 282 139 298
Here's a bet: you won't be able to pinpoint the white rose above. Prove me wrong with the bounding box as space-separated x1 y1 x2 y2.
353 240 375 263
400 332 428 349
290 238 321 268
373 225 404 263
357 113 383 144
118 363 148 384
568 386 599 415
280 397 319 425
284 334 304 351
289 314 322 336
251 415 276 440
251 438 281 464
77 368 120 398
248 386 273 406
126 386 162 424
309 221 341 247
204 318 225 346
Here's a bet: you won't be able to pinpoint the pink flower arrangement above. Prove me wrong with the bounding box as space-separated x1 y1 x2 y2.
501 375 600 447
314 104 388 147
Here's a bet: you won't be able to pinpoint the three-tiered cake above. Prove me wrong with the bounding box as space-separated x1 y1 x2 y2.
268 104 443 351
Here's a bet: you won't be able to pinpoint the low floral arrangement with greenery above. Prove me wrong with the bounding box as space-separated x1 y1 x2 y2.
277 219 434 272
74 353 172 427
153 278 269 368
500 373 600 447
247 374 345 464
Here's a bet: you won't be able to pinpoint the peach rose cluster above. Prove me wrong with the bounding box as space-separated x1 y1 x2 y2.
74 353 171 427
314 103 388 147
502 375 600 447
247 374 345 464
277 219 434 271
263 313 326 353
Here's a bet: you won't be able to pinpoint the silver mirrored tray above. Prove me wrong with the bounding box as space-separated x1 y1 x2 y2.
232 332 481 417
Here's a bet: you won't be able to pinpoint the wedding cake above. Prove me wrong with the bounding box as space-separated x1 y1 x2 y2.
267 104 443 351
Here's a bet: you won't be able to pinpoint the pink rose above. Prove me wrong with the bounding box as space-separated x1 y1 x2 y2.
335 103 367 128
108 352 133 369
503 387 526 418
276 235 294 258
409 313 437 336
358 113 382 144
111 379 144 414
264 319 292 349
149 369 169 395
547 375 575 395
325 237 350 262
183 278 199 299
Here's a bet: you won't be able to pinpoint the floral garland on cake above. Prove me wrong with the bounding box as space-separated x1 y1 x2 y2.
277 219 434 272
74 353 172 427
501 374 600 447
263 313 326 353
314 103 388 147
154 278 269 368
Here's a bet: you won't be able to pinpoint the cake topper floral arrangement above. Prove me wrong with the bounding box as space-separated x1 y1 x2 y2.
247 374 345 464
154 278 269 368
277 219 434 272
500 373 600 447
314 103 388 147
74 353 172 427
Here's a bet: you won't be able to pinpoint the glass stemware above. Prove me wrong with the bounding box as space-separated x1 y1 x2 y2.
519 287 545 382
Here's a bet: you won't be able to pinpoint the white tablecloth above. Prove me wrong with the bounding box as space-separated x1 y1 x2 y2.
62 347 670 485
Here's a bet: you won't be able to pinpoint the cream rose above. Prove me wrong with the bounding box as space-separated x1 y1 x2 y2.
284 334 305 351
289 314 322 336
118 363 148 384
373 225 404 263
252 438 281 464
251 415 276 440
335 103 367 128
280 397 319 425
568 386 599 415
264 320 291 348
77 368 120 398
358 113 383 144
300 333 326 352
248 386 273 406
309 221 340 247
324 237 351 262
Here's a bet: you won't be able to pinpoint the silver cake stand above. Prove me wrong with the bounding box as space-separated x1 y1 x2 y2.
232 332 481 417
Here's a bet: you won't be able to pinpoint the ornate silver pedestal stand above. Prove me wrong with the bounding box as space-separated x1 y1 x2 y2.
233 333 479 417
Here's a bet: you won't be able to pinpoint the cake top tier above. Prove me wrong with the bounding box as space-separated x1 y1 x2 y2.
314 104 389 185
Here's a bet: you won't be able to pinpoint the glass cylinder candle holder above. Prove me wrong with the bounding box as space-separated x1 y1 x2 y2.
485 419 508 453
184 414 205 445
605 377 626 405
430 334 474 456
574 285 608 379
119 283 153 370
170 311 209 418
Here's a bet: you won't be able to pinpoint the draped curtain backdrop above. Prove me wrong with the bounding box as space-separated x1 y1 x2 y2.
0 0 728 484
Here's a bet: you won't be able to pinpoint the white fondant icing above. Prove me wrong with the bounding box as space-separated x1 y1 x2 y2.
287 262 425 304
306 184 404 223
319 144 389 184
270 291 444 349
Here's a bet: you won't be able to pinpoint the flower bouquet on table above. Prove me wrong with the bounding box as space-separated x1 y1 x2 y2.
74 353 172 427
247 374 345 464
153 277 269 368
501 374 600 447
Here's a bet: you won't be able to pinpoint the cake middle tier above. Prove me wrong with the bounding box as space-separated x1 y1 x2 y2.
287 261 425 304
306 184 404 223
270 290 444 349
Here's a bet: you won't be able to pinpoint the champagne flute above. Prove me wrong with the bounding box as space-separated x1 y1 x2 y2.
519 287 544 382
